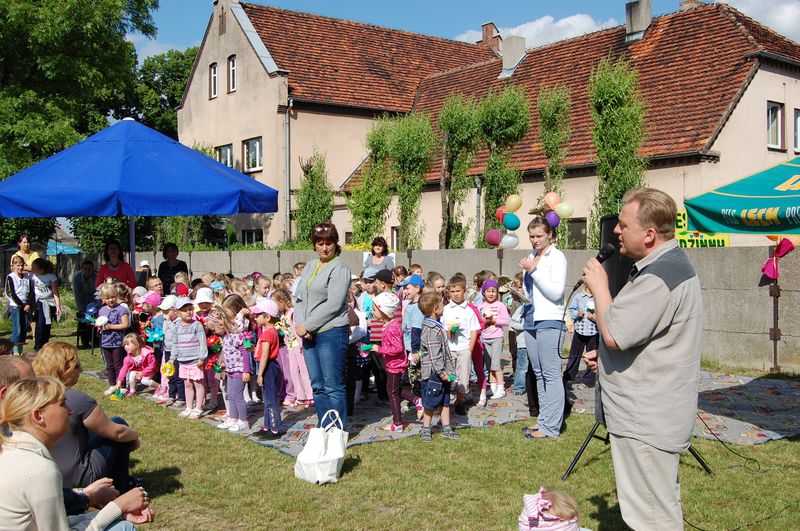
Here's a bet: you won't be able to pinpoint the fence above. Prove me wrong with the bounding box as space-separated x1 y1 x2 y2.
6 246 797 371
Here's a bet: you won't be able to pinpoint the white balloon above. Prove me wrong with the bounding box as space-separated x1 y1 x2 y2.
500 232 520 249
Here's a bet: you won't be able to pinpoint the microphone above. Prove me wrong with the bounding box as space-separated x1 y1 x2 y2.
573 243 616 290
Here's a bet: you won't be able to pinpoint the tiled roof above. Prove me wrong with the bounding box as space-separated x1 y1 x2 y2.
401 3 800 185
240 2 496 112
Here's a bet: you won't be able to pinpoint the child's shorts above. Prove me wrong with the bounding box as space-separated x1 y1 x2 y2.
482 337 504 371
178 360 204 380
421 374 451 410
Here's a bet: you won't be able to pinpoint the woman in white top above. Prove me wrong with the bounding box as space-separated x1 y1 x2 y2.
518 216 568 439
0 377 151 531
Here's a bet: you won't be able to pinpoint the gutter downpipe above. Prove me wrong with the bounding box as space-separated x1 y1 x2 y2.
284 97 293 241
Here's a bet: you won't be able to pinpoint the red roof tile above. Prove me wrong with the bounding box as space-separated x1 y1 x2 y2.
240 2 496 112
406 3 789 184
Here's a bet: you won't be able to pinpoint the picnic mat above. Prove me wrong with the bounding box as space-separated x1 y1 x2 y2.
95 370 800 456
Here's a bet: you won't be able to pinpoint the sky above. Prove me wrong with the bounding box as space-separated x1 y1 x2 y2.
129 0 800 60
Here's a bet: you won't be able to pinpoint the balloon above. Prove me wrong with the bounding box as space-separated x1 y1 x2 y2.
545 210 561 228
554 201 573 218
495 207 506 223
544 192 561 209
502 212 521 231
505 194 523 213
767 235 779 241
500 232 520 249
485 229 503 247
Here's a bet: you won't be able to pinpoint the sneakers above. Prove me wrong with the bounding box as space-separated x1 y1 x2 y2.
441 427 460 440
228 420 249 432
103 386 117 396
379 423 405 432
217 418 234 430
420 427 432 443
178 408 192 418
493 388 506 399
187 408 202 420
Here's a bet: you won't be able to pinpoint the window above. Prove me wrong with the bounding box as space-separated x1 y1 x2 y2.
767 101 784 149
243 137 262 172
241 229 263 245
227 55 237 92
214 144 233 167
209 63 218 98
391 226 399 251
794 109 800 152
567 218 587 249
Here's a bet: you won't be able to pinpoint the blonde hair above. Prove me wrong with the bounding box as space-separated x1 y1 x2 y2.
10 255 24 267
0 377 65 445
270 288 294 310
540 489 580 522
255 276 271 288
32 342 80 383
228 279 253 304
173 271 189 284
123 333 145 350
208 305 238 334
623 187 677 240
201 272 216 285
114 282 132 307
99 283 117 299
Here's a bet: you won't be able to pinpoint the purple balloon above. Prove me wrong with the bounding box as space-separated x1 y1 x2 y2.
545 210 561 228
485 229 503 247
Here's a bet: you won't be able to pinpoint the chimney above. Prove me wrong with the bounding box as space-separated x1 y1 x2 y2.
679 0 705 10
502 36 526 71
481 22 502 54
625 0 652 42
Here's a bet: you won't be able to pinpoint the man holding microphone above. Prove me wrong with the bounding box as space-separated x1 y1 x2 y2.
581 188 703 530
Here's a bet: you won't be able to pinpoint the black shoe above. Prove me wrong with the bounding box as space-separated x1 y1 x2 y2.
454 403 467 416
252 429 285 440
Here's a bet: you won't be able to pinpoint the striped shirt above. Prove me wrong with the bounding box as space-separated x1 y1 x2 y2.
167 319 207 362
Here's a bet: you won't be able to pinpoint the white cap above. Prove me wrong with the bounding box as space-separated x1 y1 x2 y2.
158 294 177 310
132 286 148 298
193 287 214 305
140 259 151 268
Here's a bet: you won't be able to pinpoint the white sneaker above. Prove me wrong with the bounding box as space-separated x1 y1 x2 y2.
217 418 233 430
103 386 117 396
494 388 506 399
228 420 248 432
188 408 202 420
178 408 192 418
251 393 262 404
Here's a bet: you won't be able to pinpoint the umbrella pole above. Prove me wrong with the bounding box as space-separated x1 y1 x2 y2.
129 217 136 271
769 246 781 373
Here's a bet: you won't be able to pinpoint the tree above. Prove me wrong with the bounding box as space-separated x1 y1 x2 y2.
70 216 156 254
388 113 436 250
477 85 530 243
294 150 334 244
587 56 647 248
0 0 158 243
347 119 393 246
136 47 199 139
437 93 480 248
538 85 572 248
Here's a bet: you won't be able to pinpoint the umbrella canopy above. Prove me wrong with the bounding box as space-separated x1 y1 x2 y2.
685 157 800 234
46 239 82 256
0 118 278 217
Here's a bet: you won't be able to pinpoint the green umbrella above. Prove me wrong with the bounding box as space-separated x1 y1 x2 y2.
685 156 800 234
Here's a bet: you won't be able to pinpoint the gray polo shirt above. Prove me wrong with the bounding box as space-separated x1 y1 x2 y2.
599 239 703 452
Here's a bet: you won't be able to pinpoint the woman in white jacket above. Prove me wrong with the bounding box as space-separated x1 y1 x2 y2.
518 217 568 438
0 377 150 531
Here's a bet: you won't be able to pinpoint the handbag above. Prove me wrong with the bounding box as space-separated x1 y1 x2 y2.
294 409 349 484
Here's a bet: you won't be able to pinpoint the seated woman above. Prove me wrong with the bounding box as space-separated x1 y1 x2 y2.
0 376 152 530
32 342 141 492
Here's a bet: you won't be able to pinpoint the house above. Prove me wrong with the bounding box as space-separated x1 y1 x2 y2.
179 0 800 248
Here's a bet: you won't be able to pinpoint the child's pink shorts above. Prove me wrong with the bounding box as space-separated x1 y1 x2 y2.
179 361 205 381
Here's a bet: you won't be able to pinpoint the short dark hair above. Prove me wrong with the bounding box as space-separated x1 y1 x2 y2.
162 242 179 260
418 292 441 316
371 236 389 256
81 259 94 269
103 240 124 263
311 222 342 256
448 274 467 290
0 356 31 389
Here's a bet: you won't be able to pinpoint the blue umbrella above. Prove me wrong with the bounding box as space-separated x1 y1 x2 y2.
0 118 278 264
46 239 82 256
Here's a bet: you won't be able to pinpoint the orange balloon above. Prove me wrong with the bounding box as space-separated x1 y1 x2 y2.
767 235 779 241
544 192 561 210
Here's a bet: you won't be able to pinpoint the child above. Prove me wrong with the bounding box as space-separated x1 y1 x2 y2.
252 299 284 436
368 292 415 432
409 264 424 277
5 255 32 354
418 291 458 442
168 297 208 419
426 271 447 304
114 333 157 398
146 276 164 296
399 274 425 417
254 275 271 304
271 288 313 406
222 294 259 404
156 294 184 406
30 258 61 351
207 306 251 432
565 286 598 389
346 290 368 411
478 279 510 401
442 275 480 416
193 286 221 410
392 265 408 287
291 262 306 295
97 282 130 396
171 271 190 294
518 486 581 531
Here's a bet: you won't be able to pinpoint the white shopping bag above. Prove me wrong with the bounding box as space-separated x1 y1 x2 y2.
294 410 349 484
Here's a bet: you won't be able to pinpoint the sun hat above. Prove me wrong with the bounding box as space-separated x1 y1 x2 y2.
373 291 400 318
397 274 424 288
175 297 193 309
136 291 162 307
249 299 280 318
158 294 177 310
132 286 148 298
193 287 214 305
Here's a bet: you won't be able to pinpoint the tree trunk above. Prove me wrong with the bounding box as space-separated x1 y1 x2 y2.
438 132 450 249
544 165 552 193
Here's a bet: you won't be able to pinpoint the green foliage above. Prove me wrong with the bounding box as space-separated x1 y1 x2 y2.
0 219 56 248
538 85 572 248
365 116 394 163
587 56 647 248
294 150 334 244
347 159 392 246
70 216 155 253
388 113 435 250
438 93 481 248
477 85 530 241
269 238 314 251
135 47 198 139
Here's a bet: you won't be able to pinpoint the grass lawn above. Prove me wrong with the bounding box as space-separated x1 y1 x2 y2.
4 293 800 530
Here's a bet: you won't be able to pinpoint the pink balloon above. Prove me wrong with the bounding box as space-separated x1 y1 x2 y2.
545 210 560 228
485 229 503 247
544 192 561 210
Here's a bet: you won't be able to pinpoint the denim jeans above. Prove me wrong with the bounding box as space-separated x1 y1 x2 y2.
261 360 283 432
524 328 565 437
303 325 349 428
513 346 529 394
9 306 27 347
